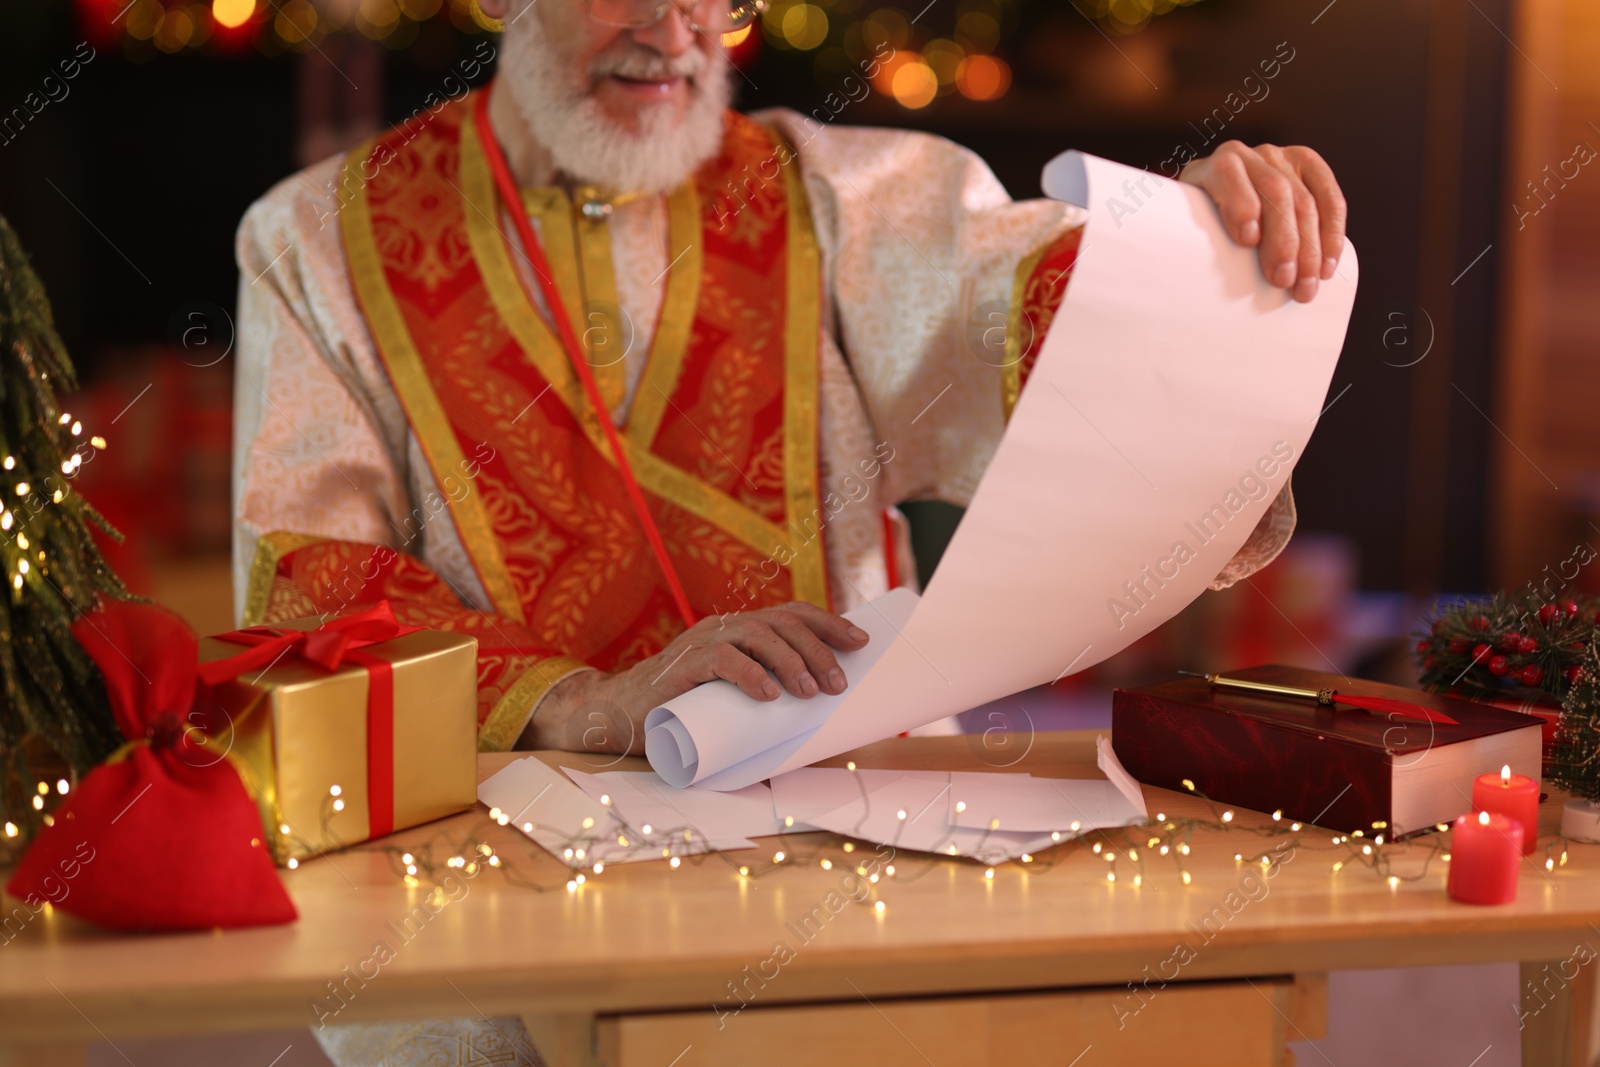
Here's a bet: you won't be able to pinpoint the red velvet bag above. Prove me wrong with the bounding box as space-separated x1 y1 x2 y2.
6 602 296 931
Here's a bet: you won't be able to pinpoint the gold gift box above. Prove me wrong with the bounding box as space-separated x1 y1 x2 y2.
197 618 479 866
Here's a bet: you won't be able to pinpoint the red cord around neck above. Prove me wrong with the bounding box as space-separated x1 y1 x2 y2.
473 87 697 629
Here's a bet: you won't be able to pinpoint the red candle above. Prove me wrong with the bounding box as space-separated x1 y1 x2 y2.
1471 763 1539 855
1447 810 1523 905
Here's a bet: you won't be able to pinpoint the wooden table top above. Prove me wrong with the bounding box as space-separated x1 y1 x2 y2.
3 731 1598 1043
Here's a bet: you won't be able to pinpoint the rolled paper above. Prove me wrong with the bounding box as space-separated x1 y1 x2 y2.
1447 810 1523 905
1471 764 1539 856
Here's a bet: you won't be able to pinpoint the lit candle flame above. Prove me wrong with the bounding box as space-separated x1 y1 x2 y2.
1501 764 1512 786
1478 810 1491 826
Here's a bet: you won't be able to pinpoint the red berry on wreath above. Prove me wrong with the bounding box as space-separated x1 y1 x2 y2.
1517 635 1538 654
1448 638 1469 654
1539 604 1559 625
1470 615 1491 632
1488 655 1510 676
1415 639 1429 654
1518 664 1544 687
1495 633 1520 652
1472 643 1492 663
1563 600 1580 616
1568 665 1584 685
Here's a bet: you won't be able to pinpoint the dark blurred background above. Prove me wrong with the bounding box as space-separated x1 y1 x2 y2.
2 0 1594 694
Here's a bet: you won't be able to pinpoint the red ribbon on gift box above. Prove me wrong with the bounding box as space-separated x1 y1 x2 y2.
205 601 421 838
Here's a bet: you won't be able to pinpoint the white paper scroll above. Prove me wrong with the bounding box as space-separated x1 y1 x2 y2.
647 150 1358 791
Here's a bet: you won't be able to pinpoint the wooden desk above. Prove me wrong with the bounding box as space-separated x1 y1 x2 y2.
2 732 1597 1067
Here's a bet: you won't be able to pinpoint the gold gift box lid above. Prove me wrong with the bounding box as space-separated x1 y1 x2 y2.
196 617 479 865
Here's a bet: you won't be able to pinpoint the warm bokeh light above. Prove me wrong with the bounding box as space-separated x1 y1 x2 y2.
1108 0 1152 33
868 49 907 96
862 6 911 51
274 0 317 43
359 0 402 36
721 23 755 47
154 5 196 50
124 0 164 40
954 10 1000 53
956 54 1011 101
890 57 938 109
212 0 256 30
923 38 965 89
443 0 500 32
782 3 829 50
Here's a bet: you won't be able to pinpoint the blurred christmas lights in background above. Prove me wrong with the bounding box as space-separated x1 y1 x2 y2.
763 0 1019 108
74 0 501 57
73 0 1204 109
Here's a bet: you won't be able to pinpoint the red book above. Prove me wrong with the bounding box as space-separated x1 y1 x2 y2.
1111 665 1543 834
1481 694 1561 771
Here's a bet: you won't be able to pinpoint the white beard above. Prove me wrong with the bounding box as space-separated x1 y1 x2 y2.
498 16 733 196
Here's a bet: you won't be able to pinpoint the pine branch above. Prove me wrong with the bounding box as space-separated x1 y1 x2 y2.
0 212 131 851
1552 643 1600 802
1414 593 1596 702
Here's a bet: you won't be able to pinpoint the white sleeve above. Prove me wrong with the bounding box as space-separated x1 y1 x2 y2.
230 169 412 621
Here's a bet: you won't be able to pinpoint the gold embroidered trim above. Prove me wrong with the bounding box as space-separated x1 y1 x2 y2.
571 186 628 413
509 183 634 425
777 133 829 607
241 530 323 627
478 656 591 753
626 182 704 449
1002 239 1051 423
339 140 528 623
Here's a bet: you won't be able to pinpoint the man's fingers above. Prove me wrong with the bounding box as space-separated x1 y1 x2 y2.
655 603 869 704
1187 144 1262 247
1236 147 1302 291
1260 145 1321 302
1289 146 1348 280
765 609 848 695
708 643 781 701
729 621 822 698
772 600 869 651
1292 180 1322 303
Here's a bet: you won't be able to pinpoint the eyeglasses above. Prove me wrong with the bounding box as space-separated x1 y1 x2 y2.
585 0 767 34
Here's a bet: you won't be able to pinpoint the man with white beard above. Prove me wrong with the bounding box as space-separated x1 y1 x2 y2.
234 3 1346 1061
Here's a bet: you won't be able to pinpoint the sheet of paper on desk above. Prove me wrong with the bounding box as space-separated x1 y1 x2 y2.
482 740 1146 864
646 150 1358 792
766 738 1148 860
562 767 800 840
477 757 757 865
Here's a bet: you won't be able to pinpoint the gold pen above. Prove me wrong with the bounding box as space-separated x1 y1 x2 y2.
1176 670 1457 725
1180 671 1336 706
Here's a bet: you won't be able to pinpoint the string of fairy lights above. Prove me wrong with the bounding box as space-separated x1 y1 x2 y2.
3 735 1579 938
1 414 106 604
216 767 1580 907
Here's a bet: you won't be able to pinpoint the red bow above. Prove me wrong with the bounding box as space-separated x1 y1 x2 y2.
201 600 419 683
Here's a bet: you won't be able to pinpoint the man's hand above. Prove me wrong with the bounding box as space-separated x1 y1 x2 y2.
1179 141 1348 305
518 602 869 755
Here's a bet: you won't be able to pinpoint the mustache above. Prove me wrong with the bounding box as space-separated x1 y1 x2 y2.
590 47 712 82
